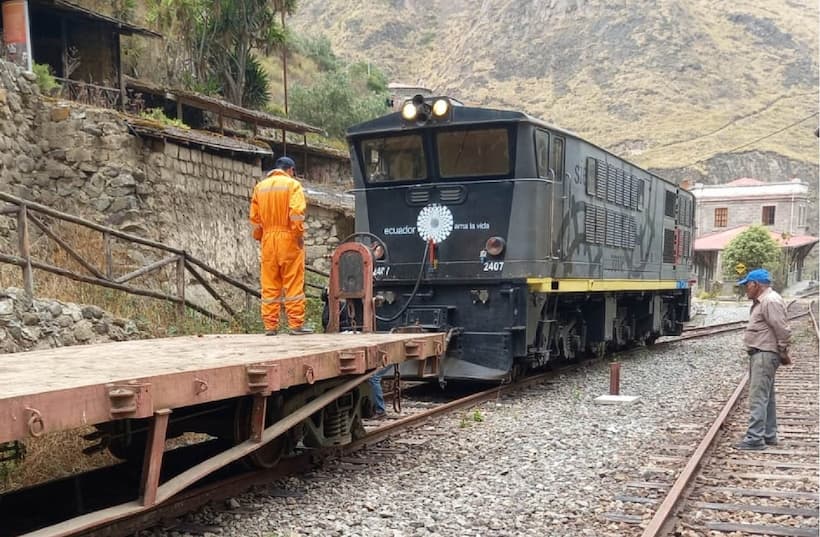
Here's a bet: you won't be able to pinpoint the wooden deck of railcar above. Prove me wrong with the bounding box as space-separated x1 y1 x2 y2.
0 332 444 444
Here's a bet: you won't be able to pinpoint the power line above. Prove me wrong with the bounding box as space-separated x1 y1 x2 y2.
685 111 819 168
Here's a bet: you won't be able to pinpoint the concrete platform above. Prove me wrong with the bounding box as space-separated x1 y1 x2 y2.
594 395 642 405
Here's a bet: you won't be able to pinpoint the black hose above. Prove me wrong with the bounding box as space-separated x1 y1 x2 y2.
375 243 429 323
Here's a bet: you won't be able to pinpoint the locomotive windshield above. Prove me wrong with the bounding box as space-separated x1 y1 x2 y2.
437 128 510 178
361 134 427 183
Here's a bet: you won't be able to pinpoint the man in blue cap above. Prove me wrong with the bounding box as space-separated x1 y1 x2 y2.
736 268 791 450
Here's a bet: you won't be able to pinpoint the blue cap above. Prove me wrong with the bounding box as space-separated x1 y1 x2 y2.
737 268 771 285
275 156 296 170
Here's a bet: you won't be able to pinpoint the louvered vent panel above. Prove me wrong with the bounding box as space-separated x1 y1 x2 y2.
663 229 676 263
406 189 430 205
596 207 606 243
438 186 465 203
596 166 607 199
615 170 625 207
584 204 596 243
607 166 617 203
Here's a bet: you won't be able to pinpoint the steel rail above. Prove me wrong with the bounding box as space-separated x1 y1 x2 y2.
639 302 818 537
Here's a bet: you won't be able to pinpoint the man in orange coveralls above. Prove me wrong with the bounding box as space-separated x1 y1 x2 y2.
250 156 313 336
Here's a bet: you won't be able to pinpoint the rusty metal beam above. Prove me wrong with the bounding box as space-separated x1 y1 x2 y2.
18 371 377 537
139 409 171 507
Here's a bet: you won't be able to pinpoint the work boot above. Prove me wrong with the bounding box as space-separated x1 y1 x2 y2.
735 439 766 451
289 326 314 335
764 436 778 446
265 329 278 336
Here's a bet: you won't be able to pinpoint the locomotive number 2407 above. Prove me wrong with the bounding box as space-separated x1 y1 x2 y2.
482 261 504 272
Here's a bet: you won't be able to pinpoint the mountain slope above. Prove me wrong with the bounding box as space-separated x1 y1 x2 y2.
290 0 818 176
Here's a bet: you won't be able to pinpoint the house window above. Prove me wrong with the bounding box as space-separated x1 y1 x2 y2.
714 207 728 228
798 205 807 227
762 205 776 226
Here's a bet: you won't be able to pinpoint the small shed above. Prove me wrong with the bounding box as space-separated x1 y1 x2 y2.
1 0 160 105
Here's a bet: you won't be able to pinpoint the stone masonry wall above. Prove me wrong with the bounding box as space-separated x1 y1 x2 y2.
0 60 351 290
0 287 146 353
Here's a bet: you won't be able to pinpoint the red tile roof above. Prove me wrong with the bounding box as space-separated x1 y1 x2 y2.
725 178 765 186
695 225 818 251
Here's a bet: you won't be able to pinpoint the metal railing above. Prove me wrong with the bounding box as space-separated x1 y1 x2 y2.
0 192 329 323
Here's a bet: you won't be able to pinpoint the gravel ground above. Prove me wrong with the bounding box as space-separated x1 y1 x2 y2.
144 331 754 537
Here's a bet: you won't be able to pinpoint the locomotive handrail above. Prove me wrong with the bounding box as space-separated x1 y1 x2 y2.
0 191 327 324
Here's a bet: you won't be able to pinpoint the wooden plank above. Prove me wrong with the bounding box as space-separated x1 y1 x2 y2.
693 501 819 517
705 522 819 537
615 495 659 504
724 459 819 470
185 259 237 318
602 513 643 524
702 486 819 501
709 472 812 482
17 205 33 296
114 255 178 284
0 253 227 323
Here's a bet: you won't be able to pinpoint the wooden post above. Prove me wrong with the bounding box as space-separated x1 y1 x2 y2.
17 205 33 296
139 409 171 507
103 232 113 279
176 255 185 318
114 30 125 110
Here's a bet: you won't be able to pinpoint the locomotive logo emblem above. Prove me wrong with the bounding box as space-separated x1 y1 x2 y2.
417 204 454 244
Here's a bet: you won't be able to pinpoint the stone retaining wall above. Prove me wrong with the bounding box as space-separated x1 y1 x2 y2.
0 287 146 353
0 60 352 286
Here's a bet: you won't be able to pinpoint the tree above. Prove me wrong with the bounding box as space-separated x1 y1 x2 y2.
722 225 781 280
148 0 295 108
290 65 390 138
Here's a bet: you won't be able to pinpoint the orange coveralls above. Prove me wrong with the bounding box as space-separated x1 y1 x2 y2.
250 170 307 331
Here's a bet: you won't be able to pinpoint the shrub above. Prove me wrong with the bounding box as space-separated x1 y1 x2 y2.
32 63 60 95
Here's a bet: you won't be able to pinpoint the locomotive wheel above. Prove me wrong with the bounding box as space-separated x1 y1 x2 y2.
233 395 304 469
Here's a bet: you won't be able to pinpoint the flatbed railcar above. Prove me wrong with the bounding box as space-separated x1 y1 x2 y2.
344 95 694 382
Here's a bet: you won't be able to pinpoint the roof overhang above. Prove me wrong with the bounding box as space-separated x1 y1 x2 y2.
30 0 162 38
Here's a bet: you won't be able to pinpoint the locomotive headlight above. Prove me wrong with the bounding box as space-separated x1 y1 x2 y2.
372 243 385 260
485 236 506 256
401 102 418 121
432 98 450 118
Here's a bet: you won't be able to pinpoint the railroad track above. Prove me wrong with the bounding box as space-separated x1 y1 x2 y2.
7 305 813 537
603 302 819 537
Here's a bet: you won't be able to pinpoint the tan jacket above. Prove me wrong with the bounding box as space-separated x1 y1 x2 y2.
743 287 791 355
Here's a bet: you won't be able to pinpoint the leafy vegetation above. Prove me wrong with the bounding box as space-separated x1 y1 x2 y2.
32 63 60 95
722 225 786 290
139 107 189 129
146 0 294 108
290 60 391 138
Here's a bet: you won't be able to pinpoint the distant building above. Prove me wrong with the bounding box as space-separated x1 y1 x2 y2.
691 178 818 290
691 178 811 236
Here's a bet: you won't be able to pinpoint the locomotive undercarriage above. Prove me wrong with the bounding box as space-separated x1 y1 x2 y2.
379 281 689 382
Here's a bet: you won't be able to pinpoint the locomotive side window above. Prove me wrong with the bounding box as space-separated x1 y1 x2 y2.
437 128 509 178
361 135 427 183
535 130 550 178
552 136 565 181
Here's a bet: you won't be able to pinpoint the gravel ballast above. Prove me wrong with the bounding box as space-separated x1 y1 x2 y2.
143 329 761 537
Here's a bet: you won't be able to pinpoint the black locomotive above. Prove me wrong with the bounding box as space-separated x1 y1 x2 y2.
342 95 693 382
